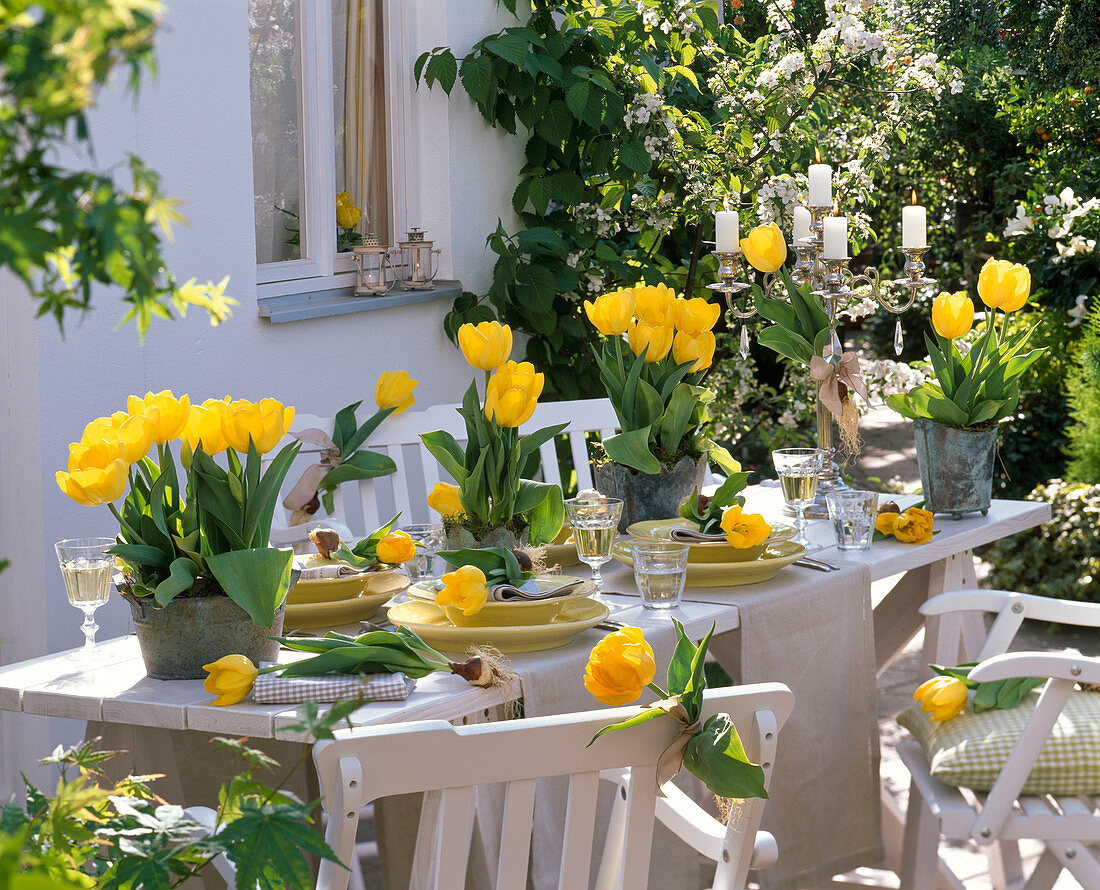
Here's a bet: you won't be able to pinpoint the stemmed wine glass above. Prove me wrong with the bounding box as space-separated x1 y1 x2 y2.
564 495 623 601
54 537 115 661
771 448 826 549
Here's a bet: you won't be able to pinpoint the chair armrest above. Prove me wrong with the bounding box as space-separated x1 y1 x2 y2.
922 590 1100 629
969 651 1100 686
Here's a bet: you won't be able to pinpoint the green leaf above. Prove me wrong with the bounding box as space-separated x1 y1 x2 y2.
658 382 697 455
420 430 469 484
683 713 768 799
666 619 696 696
602 428 661 474
484 33 530 67
619 140 651 174
514 478 564 545
528 177 553 215
152 557 198 607
566 80 591 120
204 547 293 627
588 706 666 745
321 450 397 487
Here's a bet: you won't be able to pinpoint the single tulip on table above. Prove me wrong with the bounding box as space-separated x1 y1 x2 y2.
436 564 489 616
202 654 259 706
913 675 967 722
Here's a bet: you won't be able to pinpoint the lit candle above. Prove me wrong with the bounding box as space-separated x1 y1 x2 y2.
808 164 833 207
902 192 926 248
716 210 739 253
793 206 812 242
822 216 848 259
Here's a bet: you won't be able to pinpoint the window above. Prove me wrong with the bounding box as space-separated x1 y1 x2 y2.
248 0 394 288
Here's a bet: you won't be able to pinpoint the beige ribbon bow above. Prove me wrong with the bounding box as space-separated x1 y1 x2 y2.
282 429 343 522
809 352 869 419
652 696 701 796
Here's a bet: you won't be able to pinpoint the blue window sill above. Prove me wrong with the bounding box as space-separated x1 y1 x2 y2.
257 280 462 324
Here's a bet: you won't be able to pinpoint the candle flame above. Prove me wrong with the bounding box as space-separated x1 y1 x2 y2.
910 189 918 206
814 146 822 164
832 199 840 216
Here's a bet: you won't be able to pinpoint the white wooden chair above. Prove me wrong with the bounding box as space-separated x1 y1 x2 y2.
311 682 793 890
898 589 1100 889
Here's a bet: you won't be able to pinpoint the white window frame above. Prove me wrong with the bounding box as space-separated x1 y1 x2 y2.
255 0 414 296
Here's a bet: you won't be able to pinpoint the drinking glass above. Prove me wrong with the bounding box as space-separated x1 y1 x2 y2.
54 537 115 661
771 448 827 549
400 523 446 583
631 543 688 611
825 490 879 551
564 495 623 599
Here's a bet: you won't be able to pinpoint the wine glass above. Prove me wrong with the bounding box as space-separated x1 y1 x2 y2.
54 537 115 661
564 495 623 600
771 448 826 549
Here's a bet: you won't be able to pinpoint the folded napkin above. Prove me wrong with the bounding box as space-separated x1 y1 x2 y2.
252 667 415 704
489 577 586 602
668 526 727 543
295 564 362 580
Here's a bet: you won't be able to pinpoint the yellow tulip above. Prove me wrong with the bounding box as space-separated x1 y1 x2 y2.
631 283 677 326
336 200 361 229
127 391 192 444
626 320 674 363
181 400 229 455
67 435 125 474
374 370 419 414
719 505 773 549
484 360 544 428
202 654 258 707
436 565 489 616
672 330 716 372
55 458 129 506
583 289 635 336
914 675 967 722
457 321 513 370
673 297 721 334
931 291 975 340
875 512 900 537
259 398 295 435
583 626 656 706
377 530 416 565
336 191 352 206
977 258 1031 313
892 507 934 544
221 398 292 455
81 411 155 465
740 223 788 273
427 481 465 518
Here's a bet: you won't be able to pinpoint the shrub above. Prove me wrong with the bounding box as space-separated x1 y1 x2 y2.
1067 302 1100 484
984 479 1100 604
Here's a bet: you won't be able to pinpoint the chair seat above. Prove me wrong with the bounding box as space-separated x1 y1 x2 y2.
899 739 1100 843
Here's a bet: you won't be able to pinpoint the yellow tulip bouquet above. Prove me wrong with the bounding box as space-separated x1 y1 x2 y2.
583 283 739 475
585 621 767 799
886 260 1045 429
57 391 300 627
421 321 566 547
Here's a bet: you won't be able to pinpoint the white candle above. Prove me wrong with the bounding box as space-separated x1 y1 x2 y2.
822 216 848 259
808 164 832 207
902 203 926 248
716 210 739 252
793 206 812 242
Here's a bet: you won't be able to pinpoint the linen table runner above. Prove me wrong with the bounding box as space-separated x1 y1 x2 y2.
694 562 882 890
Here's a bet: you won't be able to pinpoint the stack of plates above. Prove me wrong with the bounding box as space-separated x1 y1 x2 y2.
617 519 806 587
388 576 607 653
284 570 409 629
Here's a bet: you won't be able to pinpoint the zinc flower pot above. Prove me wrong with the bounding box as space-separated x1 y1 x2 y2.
443 524 529 551
593 456 707 532
912 418 998 518
121 591 286 680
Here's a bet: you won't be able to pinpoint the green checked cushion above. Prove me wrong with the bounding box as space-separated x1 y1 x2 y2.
898 689 1100 795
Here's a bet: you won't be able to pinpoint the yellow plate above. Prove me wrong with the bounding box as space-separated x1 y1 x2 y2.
388 597 609 654
612 539 806 587
626 519 796 563
287 570 407 605
406 575 596 627
284 575 409 629
544 526 580 567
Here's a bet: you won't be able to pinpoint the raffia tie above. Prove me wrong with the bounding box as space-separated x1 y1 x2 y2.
652 697 700 796
809 352 869 456
282 429 343 523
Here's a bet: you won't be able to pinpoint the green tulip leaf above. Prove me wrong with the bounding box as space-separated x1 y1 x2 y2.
602 428 661 474
205 547 294 628
683 713 767 800
152 557 198 607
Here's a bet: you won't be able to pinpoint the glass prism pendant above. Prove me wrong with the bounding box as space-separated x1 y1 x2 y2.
739 324 750 359
894 318 904 356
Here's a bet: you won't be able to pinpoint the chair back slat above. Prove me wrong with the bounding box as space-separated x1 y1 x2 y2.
570 432 595 491
495 778 538 890
538 439 563 488
616 766 659 890
388 445 414 521
431 785 476 890
558 770 601 889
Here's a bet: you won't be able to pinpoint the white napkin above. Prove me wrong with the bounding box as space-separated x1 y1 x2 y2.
668 526 726 543
488 578 585 602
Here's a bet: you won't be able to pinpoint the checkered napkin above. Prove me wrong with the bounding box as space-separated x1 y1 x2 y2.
252 668 415 704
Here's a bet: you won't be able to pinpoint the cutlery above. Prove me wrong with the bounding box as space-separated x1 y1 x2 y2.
794 558 835 572
802 555 840 570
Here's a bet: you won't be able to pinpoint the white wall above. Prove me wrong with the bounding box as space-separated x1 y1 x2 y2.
0 0 521 794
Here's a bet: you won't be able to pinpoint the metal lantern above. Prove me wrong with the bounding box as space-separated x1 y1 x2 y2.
390 227 441 290
352 235 396 295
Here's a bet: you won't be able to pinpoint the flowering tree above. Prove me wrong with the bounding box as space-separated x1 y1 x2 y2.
417 0 959 464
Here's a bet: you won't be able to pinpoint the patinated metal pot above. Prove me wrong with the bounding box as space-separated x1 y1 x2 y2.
912 418 998 518
593 456 707 532
443 525 528 550
122 591 286 680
